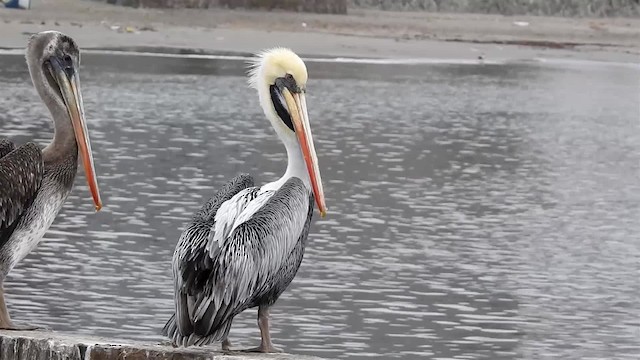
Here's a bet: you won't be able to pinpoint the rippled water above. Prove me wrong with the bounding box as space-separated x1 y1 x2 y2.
0 54 638 360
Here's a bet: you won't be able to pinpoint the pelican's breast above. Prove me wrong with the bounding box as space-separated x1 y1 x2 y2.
5 175 71 271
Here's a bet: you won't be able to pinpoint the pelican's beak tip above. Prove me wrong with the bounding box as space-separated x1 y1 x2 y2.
95 203 103 212
320 209 327 218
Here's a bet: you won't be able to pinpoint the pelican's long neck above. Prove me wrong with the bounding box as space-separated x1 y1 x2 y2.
28 55 77 164
258 88 310 192
282 135 308 184
261 129 309 192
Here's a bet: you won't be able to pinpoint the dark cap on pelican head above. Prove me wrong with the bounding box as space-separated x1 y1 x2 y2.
27 31 102 211
248 48 327 217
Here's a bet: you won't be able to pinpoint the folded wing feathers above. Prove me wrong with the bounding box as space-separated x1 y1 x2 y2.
0 142 43 231
208 186 263 253
170 174 254 340
215 178 309 310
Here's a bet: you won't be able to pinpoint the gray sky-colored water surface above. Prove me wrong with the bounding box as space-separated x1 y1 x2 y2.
0 54 638 360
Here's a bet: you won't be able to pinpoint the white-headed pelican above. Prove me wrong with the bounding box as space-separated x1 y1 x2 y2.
162 48 326 353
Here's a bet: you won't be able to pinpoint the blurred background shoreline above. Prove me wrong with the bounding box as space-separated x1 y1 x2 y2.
1 2 639 360
1 0 639 64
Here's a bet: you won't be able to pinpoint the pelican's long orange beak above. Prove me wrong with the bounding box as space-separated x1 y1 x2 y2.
50 58 102 211
282 89 327 217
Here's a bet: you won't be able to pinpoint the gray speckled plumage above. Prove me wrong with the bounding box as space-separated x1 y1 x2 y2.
162 174 314 347
0 138 78 276
0 141 43 231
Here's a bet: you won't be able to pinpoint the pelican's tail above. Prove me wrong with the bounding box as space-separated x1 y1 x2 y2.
162 314 232 348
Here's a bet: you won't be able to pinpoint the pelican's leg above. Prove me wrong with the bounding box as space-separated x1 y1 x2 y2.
0 283 13 328
240 305 283 353
0 282 41 331
222 337 232 352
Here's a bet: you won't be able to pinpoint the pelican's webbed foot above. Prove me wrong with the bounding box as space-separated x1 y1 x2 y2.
0 299 49 330
239 344 284 353
223 338 284 353
0 284 49 331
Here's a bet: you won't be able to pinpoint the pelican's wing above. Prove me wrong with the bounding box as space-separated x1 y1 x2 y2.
193 177 310 339
0 142 44 242
168 173 256 338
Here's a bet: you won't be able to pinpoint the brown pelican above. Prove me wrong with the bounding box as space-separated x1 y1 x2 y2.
162 48 327 352
0 31 102 330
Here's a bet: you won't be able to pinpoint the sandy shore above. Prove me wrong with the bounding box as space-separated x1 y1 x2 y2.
1 0 639 63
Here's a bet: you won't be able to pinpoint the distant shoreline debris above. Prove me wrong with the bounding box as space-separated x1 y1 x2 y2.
97 0 640 18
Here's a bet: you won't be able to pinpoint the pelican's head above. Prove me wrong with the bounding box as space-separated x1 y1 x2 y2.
27 31 102 211
248 48 326 217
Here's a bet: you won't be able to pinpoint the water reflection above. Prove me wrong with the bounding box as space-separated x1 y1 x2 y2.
0 54 638 359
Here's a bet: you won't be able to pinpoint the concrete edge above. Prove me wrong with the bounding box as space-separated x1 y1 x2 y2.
0 330 329 360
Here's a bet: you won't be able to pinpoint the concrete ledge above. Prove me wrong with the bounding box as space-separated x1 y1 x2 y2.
0 330 328 360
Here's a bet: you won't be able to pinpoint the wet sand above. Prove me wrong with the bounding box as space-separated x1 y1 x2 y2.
1 1 639 62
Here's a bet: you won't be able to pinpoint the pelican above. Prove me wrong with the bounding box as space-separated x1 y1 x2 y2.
162 48 327 352
0 31 102 330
